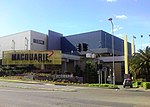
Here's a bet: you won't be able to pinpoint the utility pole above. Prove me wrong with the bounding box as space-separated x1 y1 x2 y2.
108 18 115 85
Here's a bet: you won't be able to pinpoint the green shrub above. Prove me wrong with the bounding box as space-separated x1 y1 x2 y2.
133 81 144 88
142 82 150 90
141 82 144 87
100 84 110 87
133 81 139 88
107 84 118 89
88 84 100 87
0 65 28 76
88 84 118 89
137 81 142 85
35 73 49 77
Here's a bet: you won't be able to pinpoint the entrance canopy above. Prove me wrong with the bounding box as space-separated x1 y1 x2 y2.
98 56 124 62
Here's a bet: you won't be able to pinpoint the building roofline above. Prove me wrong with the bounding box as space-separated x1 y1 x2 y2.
48 30 63 35
0 30 47 38
65 30 103 37
30 30 47 36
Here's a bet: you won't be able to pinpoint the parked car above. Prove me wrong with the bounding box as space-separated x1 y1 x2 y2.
123 79 132 88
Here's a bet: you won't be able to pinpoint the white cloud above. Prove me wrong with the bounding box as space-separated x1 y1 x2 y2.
116 15 128 19
142 44 149 47
107 0 117 2
113 25 123 32
138 43 149 49
116 33 124 38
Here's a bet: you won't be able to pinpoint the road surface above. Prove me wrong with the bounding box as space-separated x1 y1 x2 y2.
0 81 149 107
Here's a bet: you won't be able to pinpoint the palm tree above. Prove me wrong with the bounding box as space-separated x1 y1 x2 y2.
129 46 150 81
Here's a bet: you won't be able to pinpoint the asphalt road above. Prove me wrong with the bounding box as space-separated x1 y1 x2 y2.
0 81 149 107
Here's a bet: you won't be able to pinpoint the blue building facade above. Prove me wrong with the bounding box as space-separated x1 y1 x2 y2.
61 30 131 56
59 30 132 83
48 30 63 50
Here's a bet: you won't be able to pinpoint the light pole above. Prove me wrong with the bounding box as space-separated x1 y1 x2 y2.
149 34 150 46
141 35 143 49
108 18 115 85
132 36 136 55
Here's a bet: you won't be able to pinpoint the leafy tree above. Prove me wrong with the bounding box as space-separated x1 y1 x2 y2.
83 61 98 83
74 65 83 77
129 46 150 81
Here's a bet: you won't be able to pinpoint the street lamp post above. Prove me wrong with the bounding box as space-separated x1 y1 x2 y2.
141 35 143 49
108 18 115 85
149 34 150 46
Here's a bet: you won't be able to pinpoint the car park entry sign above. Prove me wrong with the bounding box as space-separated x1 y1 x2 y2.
2 50 61 65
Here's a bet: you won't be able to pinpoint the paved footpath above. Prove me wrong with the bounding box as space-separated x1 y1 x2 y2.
0 81 82 92
118 85 150 92
0 80 149 92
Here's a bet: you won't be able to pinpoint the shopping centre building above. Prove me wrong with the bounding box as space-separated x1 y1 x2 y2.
0 30 132 83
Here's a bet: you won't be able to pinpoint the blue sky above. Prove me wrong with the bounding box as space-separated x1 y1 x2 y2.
0 0 149 51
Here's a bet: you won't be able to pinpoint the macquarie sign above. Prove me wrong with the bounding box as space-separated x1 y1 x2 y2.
2 50 61 65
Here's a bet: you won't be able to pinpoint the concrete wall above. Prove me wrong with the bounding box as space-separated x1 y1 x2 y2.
0 30 47 59
0 31 31 59
30 30 47 50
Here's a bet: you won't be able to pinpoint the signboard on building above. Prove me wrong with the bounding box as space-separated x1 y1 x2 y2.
86 53 96 58
2 50 62 65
